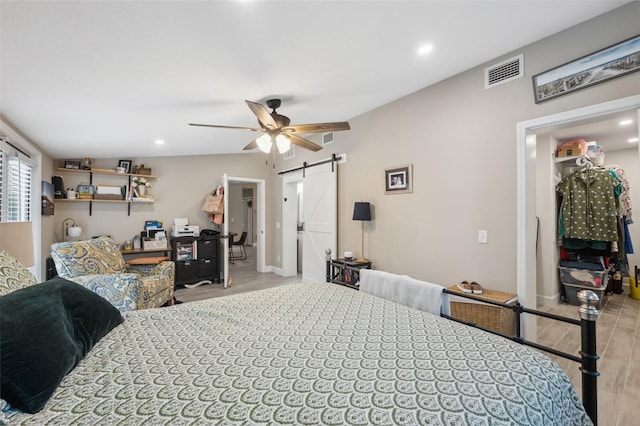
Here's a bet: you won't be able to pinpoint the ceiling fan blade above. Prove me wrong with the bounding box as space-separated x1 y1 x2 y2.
289 134 322 152
243 139 258 151
283 122 351 134
189 123 263 132
245 100 279 130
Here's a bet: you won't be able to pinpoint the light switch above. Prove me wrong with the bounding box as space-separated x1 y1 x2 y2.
478 230 488 244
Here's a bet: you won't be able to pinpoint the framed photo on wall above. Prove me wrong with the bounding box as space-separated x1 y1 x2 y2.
64 160 81 169
532 34 640 103
384 164 413 195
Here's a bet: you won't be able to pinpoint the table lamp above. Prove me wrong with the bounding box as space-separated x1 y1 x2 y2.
0 221 35 267
352 202 371 263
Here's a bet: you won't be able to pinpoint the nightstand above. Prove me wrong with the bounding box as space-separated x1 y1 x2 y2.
326 258 372 290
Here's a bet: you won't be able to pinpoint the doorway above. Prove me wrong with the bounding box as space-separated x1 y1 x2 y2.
516 94 640 338
221 175 266 288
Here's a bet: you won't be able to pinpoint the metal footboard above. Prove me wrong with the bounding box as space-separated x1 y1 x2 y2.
441 289 600 425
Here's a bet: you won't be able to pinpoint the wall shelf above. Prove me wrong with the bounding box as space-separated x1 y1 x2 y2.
55 167 156 215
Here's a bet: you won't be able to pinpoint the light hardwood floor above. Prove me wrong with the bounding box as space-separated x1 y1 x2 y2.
175 247 639 426
537 292 639 426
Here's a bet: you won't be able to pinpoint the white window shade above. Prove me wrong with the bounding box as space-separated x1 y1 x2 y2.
0 138 34 222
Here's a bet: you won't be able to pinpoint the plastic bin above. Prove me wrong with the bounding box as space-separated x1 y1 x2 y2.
558 266 607 288
563 283 606 309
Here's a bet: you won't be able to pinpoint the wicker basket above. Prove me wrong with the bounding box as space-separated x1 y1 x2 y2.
447 285 517 336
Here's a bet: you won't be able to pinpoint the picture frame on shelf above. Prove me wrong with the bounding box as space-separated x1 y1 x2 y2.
64 160 81 169
118 160 132 173
532 34 640 104
384 164 413 195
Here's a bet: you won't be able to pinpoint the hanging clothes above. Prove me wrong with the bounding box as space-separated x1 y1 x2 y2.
604 165 632 222
556 167 619 242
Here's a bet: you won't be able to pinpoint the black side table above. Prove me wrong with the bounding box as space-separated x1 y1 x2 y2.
326 258 372 290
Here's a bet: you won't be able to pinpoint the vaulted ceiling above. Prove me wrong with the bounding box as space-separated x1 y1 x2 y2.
0 1 629 158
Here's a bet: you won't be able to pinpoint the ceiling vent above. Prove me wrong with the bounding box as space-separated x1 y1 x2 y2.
485 54 524 89
322 132 334 145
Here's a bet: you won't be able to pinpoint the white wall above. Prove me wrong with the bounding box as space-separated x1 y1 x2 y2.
50 154 271 250
536 135 561 305
270 3 640 294
39 3 640 293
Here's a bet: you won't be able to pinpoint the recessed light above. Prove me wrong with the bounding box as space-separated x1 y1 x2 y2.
417 44 433 56
154 139 165 145
629 137 639 143
619 119 633 126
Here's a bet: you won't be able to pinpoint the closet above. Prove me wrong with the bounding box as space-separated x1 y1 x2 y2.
553 138 634 306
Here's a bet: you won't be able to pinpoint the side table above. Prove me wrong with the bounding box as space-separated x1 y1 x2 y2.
326 258 372 290
446 284 518 335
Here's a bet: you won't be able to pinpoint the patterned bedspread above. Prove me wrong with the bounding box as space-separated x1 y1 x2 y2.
7 282 591 425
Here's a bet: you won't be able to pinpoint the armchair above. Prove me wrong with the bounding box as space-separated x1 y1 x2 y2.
50 236 174 312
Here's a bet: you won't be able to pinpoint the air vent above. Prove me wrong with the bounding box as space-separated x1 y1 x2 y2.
485 54 524 89
322 132 334 145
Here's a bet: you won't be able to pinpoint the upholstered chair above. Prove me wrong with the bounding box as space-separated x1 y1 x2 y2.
50 236 174 312
0 250 38 296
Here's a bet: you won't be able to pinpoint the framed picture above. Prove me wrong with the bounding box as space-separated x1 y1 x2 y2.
118 160 132 173
533 34 640 103
41 181 55 216
384 164 412 195
64 160 81 169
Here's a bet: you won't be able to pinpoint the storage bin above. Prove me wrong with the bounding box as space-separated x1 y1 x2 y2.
563 282 607 309
143 238 168 250
558 266 607 288
447 286 517 336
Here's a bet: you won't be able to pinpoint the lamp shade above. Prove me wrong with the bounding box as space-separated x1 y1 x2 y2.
256 134 273 153
0 221 34 267
353 202 371 221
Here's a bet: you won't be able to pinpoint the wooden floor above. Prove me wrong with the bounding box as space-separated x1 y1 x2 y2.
537 292 640 426
175 247 639 426
174 245 301 303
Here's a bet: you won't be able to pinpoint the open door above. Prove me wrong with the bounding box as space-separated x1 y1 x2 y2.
302 162 337 282
222 173 229 288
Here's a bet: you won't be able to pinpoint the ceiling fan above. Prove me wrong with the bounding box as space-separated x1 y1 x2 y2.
189 99 350 153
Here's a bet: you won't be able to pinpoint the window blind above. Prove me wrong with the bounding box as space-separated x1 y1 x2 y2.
0 138 34 222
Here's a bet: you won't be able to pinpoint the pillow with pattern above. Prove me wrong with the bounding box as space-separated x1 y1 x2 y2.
0 250 37 296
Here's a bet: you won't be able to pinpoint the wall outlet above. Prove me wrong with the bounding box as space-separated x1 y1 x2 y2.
478 230 488 244
277 255 281 261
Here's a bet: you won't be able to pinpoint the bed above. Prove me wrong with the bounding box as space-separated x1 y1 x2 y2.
1 276 591 425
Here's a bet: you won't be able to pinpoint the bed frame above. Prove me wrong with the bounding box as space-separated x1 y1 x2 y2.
441 288 600 426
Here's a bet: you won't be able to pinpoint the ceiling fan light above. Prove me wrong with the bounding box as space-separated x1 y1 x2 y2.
276 134 291 153
256 134 272 153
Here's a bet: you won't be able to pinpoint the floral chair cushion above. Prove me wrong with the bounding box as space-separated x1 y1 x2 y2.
0 250 37 297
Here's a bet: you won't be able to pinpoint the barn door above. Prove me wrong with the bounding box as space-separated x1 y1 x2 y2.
302 162 337 282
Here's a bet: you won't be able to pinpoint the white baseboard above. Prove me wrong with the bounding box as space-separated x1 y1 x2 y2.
537 292 560 307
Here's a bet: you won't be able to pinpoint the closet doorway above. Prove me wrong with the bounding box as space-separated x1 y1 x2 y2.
516 94 640 339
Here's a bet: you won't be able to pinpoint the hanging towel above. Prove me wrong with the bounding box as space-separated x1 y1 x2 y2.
360 269 445 316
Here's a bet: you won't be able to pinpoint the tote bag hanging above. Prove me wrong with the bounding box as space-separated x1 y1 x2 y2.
202 194 223 214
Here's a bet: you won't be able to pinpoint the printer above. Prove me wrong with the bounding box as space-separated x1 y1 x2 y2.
171 218 199 237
